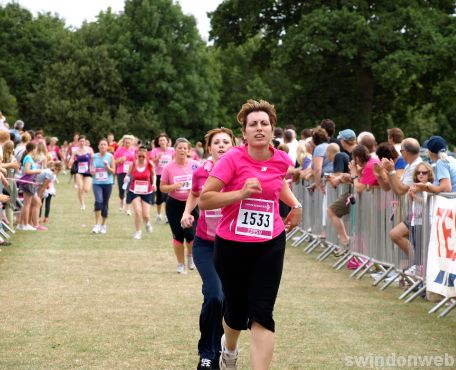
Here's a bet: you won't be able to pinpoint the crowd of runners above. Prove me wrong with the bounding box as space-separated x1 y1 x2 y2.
1 101 456 369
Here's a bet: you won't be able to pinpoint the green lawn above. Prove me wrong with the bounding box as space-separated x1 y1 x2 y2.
0 175 455 369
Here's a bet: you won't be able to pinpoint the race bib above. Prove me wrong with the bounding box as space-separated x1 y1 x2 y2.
134 180 148 194
95 168 108 181
174 175 192 192
159 155 172 168
235 198 274 239
123 161 132 173
78 162 89 173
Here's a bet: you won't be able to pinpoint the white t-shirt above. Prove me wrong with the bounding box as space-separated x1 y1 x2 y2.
401 156 422 187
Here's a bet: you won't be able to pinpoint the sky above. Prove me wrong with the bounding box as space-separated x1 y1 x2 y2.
1 0 224 40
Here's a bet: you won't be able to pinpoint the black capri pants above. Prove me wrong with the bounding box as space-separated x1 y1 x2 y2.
214 231 286 333
155 175 168 205
116 173 128 200
165 195 199 244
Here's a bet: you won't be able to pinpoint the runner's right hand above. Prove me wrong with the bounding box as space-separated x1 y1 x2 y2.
240 178 262 199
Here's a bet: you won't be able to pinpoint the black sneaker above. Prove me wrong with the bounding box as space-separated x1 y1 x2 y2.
197 358 212 370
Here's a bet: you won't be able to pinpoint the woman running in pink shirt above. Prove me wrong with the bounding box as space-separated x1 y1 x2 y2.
200 100 302 370
160 138 199 274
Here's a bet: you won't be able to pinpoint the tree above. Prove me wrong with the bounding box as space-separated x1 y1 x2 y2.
210 1 456 138
0 77 18 122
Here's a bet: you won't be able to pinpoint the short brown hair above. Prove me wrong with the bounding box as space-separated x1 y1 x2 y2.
312 127 329 146
237 99 277 129
353 144 370 165
204 127 236 153
387 128 404 144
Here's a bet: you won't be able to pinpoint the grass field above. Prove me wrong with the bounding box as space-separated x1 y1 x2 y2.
0 175 455 369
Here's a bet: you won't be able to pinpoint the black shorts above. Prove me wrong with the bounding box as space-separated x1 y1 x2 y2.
126 191 153 205
155 175 168 205
76 173 92 178
214 231 286 333
165 195 199 243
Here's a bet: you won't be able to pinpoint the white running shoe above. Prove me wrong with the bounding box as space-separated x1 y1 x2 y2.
219 334 238 370
156 214 163 224
92 224 100 234
187 255 195 270
133 231 142 240
80 204 86 211
145 223 153 233
126 210 132 216
177 264 187 275
100 225 107 234
23 224 37 231
16 224 24 231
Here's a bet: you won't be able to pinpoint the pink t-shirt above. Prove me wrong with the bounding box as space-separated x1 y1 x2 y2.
161 159 200 201
192 160 221 241
114 146 137 174
210 145 292 243
150 147 175 176
360 157 381 186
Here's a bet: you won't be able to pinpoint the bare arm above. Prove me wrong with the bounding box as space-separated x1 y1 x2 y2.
181 191 200 228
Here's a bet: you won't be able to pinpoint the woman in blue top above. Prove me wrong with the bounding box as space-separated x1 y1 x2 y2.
90 138 115 234
68 135 93 210
414 136 456 193
17 142 42 231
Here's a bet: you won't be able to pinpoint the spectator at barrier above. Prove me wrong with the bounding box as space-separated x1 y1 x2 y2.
349 144 380 193
2 140 20 228
300 128 313 143
387 128 407 169
379 139 422 196
387 128 404 155
295 140 314 181
374 143 403 190
0 130 10 161
10 120 24 145
326 129 357 247
283 129 297 165
311 127 333 193
273 127 284 145
390 162 435 261
357 132 377 157
17 142 42 231
14 132 31 163
320 118 338 146
414 136 456 193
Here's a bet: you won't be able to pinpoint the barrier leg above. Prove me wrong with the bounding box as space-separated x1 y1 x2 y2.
0 228 10 239
334 252 353 270
316 243 336 261
1 221 15 234
438 300 456 318
292 233 309 247
404 283 426 303
350 257 370 278
376 266 396 288
356 260 375 280
286 227 301 242
429 297 452 314
399 280 422 300
305 238 323 254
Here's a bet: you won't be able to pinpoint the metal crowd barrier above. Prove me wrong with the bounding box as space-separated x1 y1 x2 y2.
289 181 456 317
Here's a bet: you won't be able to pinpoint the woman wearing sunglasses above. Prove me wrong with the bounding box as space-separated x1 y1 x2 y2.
124 146 156 240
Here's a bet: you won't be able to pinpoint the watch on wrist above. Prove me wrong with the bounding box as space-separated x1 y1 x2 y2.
389 170 396 176
350 175 358 180
292 203 302 209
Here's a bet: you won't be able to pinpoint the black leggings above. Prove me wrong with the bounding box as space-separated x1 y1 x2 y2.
155 175 168 205
165 196 198 244
39 195 53 218
214 231 286 333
